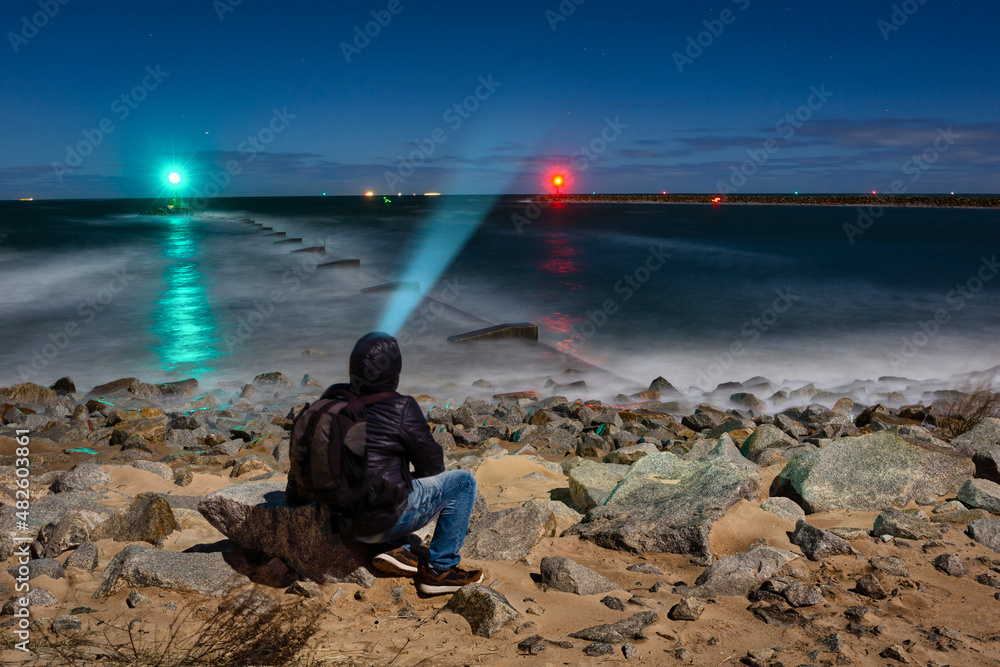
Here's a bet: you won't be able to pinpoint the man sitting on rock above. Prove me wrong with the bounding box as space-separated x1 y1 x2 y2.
289 331 483 595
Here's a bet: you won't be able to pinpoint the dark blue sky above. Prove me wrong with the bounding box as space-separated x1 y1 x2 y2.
2 0 998 199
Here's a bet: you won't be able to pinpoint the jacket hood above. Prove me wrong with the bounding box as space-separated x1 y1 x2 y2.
349 331 401 394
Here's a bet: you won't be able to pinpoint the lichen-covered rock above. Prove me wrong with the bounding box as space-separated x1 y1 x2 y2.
957 478 1000 514
444 583 521 638
539 557 619 596
564 452 760 563
951 418 1000 457
461 506 557 560
567 461 628 511
93 544 249 598
771 431 973 512
198 482 368 583
968 518 1000 552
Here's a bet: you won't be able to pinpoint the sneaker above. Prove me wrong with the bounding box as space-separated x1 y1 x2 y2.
417 564 484 595
372 547 420 577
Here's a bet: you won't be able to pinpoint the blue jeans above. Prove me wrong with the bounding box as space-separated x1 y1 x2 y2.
355 469 476 571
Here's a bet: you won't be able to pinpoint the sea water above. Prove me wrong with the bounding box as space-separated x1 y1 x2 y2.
1 196 998 402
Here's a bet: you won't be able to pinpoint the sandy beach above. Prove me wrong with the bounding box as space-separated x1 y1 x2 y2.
1 370 999 666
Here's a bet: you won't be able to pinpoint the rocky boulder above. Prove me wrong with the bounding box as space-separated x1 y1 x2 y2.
957 478 1000 514
968 518 1000 552
567 461 628 511
770 431 974 512
26 490 113 528
760 497 805 523
563 452 760 563
89 492 178 546
64 542 99 571
682 433 760 479
872 508 942 540
198 482 369 583
568 611 658 643
973 446 1000 484
2 587 58 614
951 418 1000 457
790 520 858 560
0 382 58 406
37 510 106 558
605 442 659 465
461 506 557 560
110 418 168 445
681 410 727 433
741 424 797 463
673 546 798 597
93 544 249 598
539 557 619 596
50 462 112 493
444 583 521 638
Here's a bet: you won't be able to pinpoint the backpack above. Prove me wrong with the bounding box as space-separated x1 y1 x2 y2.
287 388 404 536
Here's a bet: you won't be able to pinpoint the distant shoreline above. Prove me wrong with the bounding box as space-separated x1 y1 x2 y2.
532 194 1000 208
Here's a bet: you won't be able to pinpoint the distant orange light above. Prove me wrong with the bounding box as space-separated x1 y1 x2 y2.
365 191 374 197
712 197 722 203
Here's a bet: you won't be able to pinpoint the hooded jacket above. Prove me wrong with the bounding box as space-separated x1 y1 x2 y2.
287 332 444 537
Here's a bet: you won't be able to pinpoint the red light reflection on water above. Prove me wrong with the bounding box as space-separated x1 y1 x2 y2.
540 312 578 335
540 234 578 276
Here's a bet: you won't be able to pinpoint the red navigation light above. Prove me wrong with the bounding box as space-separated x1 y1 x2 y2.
871 190 877 195
711 197 722 203
541 167 570 195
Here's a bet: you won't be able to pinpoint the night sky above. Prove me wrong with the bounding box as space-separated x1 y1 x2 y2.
2 0 998 199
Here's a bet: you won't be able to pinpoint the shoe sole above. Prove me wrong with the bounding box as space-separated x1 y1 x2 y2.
417 572 484 595
372 554 419 577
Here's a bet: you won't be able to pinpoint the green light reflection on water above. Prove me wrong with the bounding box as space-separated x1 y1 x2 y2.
153 217 219 376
